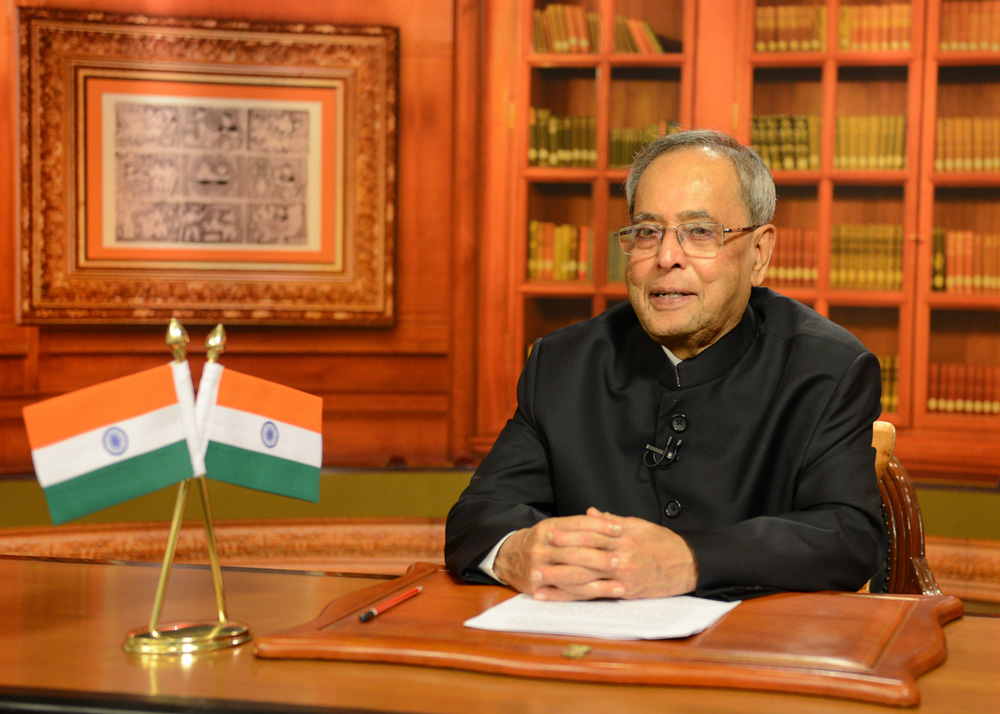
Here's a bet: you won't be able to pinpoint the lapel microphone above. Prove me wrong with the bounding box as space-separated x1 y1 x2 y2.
644 437 682 468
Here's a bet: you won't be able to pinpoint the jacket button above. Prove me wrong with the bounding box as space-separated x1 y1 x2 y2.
670 414 688 432
665 500 683 518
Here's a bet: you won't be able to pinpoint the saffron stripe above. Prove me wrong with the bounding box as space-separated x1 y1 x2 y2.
215 369 322 433
206 405 322 467
205 442 319 502
23 364 179 449
30 405 190 488
42 442 192 524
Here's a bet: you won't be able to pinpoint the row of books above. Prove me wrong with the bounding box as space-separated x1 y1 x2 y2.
531 5 679 54
528 109 596 168
609 121 681 168
754 114 906 172
765 224 903 290
877 354 900 414
754 5 826 52
767 227 818 287
927 363 1000 415
835 115 907 170
754 3 913 53
838 3 913 51
527 220 591 281
528 108 680 168
751 115 821 171
939 0 1000 51
611 14 679 54
931 229 1000 293
607 231 627 282
830 223 904 290
533 4 597 53
935 117 1000 172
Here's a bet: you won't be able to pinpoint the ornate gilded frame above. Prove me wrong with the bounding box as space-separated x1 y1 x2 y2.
18 9 397 325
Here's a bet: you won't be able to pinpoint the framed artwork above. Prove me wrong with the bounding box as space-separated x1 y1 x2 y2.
18 9 397 325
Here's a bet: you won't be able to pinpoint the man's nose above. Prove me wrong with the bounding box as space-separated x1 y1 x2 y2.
656 228 686 267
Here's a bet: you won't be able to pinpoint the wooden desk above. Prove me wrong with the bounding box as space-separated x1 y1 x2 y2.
1 556 998 713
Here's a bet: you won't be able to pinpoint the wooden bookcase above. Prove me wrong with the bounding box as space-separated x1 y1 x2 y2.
910 0 1000 479
515 0 695 353
474 0 1000 484
737 0 926 431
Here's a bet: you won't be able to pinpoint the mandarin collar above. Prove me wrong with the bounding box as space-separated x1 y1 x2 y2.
633 302 759 390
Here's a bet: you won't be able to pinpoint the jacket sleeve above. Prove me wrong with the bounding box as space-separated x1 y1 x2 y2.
444 341 556 583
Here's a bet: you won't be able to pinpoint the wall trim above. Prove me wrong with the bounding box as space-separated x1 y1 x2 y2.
1 519 997 603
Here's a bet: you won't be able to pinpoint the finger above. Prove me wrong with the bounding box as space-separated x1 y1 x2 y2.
546 537 624 570
586 506 628 526
546 514 623 542
531 560 611 589
546 527 619 550
533 578 626 601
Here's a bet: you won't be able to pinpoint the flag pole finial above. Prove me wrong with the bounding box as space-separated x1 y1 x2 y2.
206 324 227 363
166 318 190 363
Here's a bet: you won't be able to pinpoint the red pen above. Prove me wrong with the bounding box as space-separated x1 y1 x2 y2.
359 585 423 622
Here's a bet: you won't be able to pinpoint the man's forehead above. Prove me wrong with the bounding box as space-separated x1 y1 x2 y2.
634 207 716 222
636 147 740 196
645 144 734 173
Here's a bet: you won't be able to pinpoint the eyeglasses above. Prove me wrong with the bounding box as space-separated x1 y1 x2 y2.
616 222 760 259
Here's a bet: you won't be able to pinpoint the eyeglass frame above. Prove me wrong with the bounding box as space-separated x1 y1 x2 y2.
616 222 761 258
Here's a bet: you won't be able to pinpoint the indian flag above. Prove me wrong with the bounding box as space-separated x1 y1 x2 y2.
196 363 321 502
23 363 203 524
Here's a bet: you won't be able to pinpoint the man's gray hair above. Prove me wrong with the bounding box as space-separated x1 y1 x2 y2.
624 129 776 226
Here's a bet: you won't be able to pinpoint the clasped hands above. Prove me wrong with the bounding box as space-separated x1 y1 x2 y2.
493 507 698 601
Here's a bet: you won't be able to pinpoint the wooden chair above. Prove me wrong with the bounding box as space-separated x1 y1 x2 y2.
870 420 941 595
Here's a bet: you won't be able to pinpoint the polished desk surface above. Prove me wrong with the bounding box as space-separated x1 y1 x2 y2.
1 556 998 714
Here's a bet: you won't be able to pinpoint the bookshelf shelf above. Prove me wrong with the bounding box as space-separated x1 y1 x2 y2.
832 50 918 65
524 167 601 181
521 282 597 297
932 172 1000 186
926 294 1000 309
830 171 911 184
606 54 685 65
826 291 907 307
528 54 600 67
768 170 825 184
599 282 628 296
936 50 1000 64
750 52 827 67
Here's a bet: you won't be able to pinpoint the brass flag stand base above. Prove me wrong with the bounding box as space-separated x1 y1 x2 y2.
124 322 250 655
123 478 251 655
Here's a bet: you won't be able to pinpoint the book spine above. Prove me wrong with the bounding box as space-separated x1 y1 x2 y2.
928 361 940 412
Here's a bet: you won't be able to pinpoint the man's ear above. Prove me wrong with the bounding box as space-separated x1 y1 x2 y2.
750 224 776 287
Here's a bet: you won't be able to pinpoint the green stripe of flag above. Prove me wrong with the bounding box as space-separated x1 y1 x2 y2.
42 441 191 524
205 442 319 502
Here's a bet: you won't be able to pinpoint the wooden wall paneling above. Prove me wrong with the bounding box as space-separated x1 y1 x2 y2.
692 0 744 134
448 0 484 465
0 0 474 474
472 0 519 453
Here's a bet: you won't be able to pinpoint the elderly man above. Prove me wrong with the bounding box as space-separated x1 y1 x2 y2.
446 129 886 601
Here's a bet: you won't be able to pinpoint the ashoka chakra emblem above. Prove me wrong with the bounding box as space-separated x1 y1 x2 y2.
261 421 279 448
102 427 129 456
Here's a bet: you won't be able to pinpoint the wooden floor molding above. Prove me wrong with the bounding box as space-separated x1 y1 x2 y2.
1 519 998 604
925 535 1000 604
0 518 446 575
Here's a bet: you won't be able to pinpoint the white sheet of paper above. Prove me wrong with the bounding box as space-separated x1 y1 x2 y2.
463 594 740 640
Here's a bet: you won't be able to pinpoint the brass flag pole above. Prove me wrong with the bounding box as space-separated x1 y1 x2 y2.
123 321 251 655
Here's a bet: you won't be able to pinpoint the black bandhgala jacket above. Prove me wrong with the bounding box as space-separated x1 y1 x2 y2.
445 287 887 601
